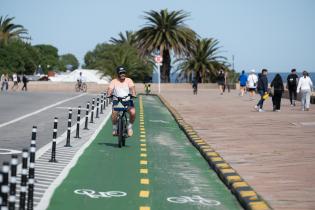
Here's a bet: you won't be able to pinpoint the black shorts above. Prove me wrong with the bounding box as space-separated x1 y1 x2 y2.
248 88 256 91
112 100 134 111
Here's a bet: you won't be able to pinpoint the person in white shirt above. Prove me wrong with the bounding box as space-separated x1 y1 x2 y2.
11 73 18 91
297 71 313 111
247 69 258 99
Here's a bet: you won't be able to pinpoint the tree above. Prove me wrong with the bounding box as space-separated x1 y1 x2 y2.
136 9 197 82
175 38 228 83
110 31 136 46
33 44 59 73
0 16 28 46
58 53 79 71
0 40 39 75
84 43 153 82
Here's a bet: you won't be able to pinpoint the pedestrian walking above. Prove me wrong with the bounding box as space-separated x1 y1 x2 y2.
286 69 299 106
192 79 198 95
297 71 313 111
1 73 9 91
247 69 258 100
21 74 28 91
217 70 225 95
0 74 5 90
223 71 231 93
239 70 248 96
11 72 18 91
270 74 284 111
255 69 268 112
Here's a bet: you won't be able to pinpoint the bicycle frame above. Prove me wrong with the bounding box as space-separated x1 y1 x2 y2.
110 95 132 148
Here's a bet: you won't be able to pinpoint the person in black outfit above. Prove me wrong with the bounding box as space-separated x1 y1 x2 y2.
21 74 28 91
255 69 268 112
286 69 298 106
192 79 198 95
217 70 225 95
270 74 284 111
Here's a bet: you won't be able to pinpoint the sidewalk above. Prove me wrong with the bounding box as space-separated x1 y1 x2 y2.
160 89 315 210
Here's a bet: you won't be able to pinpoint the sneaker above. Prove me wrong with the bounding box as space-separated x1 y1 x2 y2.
127 128 133 137
258 109 265 112
290 104 294 107
112 130 117 136
276 109 281 112
254 105 259 111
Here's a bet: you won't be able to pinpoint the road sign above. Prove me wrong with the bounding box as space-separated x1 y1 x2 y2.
154 55 163 64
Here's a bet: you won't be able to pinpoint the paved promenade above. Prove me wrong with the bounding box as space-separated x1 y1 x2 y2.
161 89 315 210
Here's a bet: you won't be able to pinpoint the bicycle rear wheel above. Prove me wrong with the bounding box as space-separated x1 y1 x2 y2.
75 83 80 92
82 83 87 92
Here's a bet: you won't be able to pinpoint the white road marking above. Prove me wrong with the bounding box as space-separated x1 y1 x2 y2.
0 148 21 155
56 106 88 110
149 120 170 124
0 93 86 128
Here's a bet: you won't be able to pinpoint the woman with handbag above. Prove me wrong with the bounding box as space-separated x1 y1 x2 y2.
270 74 284 112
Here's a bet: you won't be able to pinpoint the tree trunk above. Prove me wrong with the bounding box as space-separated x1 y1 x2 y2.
161 49 171 83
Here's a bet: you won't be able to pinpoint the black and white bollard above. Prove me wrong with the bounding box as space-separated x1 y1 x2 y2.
90 98 95 123
19 149 28 210
0 172 3 207
74 106 81 138
8 155 18 210
103 92 107 109
84 102 90 130
49 117 58 162
64 109 72 147
1 162 10 209
27 144 36 210
100 94 104 114
96 97 100 119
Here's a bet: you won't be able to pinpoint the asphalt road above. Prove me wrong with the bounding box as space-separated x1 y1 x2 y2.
0 91 104 163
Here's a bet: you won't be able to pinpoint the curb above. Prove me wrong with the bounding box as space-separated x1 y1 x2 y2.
156 94 272 210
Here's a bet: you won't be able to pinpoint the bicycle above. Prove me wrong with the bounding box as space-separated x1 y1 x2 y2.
108 94 135 148
75 80 87 92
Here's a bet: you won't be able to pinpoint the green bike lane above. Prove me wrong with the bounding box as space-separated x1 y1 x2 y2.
47 95 242 210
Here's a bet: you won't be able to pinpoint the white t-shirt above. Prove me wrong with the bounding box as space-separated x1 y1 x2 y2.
13 74 18 82
297 76 313 92
247 74 258 88
108 78 135 98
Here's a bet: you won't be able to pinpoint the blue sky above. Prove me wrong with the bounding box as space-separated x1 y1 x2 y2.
1 0 315 73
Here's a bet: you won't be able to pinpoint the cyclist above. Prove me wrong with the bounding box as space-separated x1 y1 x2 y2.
107 66 136 137
77 72 83 89
144 83 151 95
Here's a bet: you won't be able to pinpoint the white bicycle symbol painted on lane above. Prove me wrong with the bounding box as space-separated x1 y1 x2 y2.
167 195 221 206
74 189 127 199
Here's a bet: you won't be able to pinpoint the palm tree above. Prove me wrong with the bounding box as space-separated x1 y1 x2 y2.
0 16 28 46
175 38 227 83
136 9 197 82
110 31 136 46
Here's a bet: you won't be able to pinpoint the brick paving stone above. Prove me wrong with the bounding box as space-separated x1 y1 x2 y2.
161 89 315 210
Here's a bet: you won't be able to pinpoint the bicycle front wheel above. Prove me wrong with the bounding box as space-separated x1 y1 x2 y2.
117 117 123 148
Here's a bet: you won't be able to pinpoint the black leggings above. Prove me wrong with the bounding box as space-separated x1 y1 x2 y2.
288 87 297 104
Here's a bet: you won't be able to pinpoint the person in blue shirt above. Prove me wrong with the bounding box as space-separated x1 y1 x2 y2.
239 70 248 96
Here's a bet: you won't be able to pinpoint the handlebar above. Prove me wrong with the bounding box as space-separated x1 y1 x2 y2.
107 94 137 100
